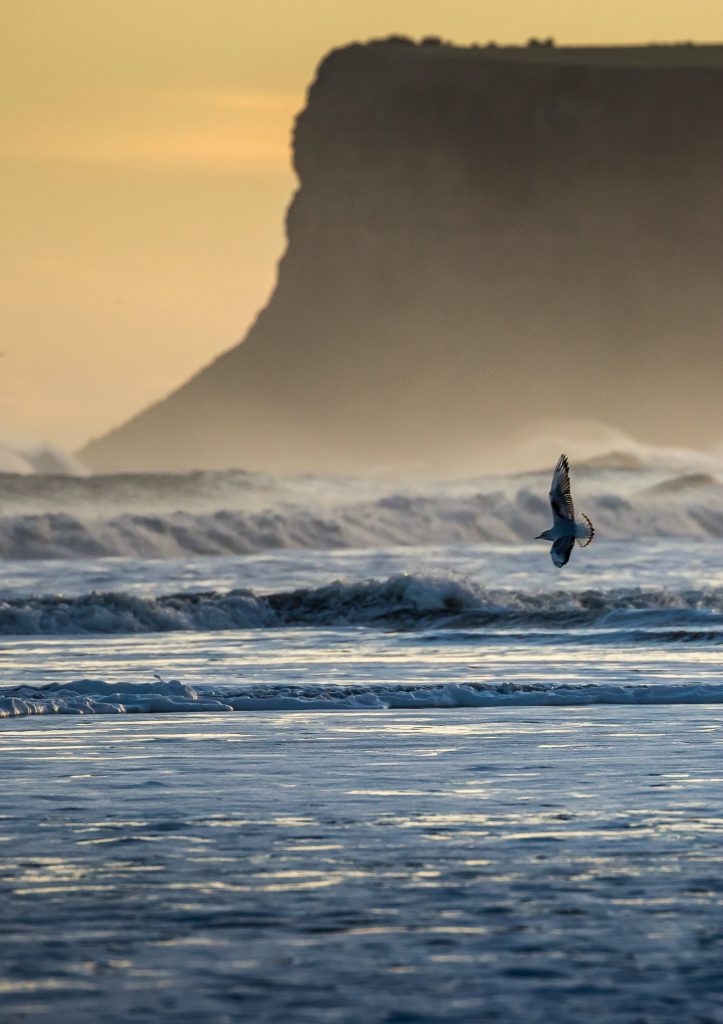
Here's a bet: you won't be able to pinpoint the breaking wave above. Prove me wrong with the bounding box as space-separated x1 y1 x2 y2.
0 491 532 558
4 677 723 717
2 575 723 636
2 475 723 559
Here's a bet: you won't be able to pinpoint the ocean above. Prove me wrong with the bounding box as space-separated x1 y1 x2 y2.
2 454 723 1021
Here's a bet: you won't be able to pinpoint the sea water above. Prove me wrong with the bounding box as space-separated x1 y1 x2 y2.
2 458 723 1020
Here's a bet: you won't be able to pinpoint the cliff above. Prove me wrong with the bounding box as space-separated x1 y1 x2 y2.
81 40 723 474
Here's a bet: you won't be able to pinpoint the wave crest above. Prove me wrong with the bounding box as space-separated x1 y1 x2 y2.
2 470 723 559
2 575 723 635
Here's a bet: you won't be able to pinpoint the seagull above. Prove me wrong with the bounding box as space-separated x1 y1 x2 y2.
535 453 595 567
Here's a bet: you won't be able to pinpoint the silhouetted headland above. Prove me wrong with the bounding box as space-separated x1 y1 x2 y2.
81 39 723 474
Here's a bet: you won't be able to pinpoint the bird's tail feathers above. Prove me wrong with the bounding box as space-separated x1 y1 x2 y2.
576 512 595 548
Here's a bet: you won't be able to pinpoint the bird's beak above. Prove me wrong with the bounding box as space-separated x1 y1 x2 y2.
534 534 544 540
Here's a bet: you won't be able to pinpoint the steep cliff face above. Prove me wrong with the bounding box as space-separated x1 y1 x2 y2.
81 41 723 474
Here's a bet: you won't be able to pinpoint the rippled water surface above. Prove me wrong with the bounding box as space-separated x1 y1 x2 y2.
3 709 723 1023
3 463 723 1019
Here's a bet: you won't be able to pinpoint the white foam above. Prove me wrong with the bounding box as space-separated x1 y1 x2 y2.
4 678 723 717
2 576 723 636
2 467 723 560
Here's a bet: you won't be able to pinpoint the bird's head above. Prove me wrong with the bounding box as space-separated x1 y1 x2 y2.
535 530 551 541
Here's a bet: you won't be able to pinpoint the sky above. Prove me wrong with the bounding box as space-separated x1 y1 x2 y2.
2 1 722 449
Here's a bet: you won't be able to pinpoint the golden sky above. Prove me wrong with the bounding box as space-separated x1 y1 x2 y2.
2 0 722 448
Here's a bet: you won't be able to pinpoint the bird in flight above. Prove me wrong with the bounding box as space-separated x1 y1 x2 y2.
535 453 595 567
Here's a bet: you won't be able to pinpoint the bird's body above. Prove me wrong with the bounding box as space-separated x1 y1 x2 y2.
536 454 595 567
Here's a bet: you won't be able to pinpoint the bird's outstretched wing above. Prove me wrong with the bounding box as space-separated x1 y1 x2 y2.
550 535 574 568
576 512 595 548
549 453 575 524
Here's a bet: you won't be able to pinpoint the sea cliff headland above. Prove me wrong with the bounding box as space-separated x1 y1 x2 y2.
81 39 723 474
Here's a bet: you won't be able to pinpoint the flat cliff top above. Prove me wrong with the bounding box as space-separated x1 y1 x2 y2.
318 38 723 72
